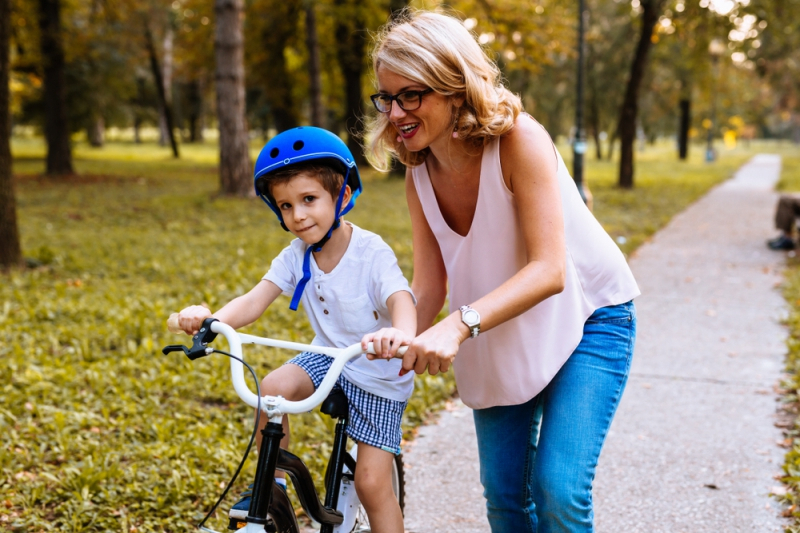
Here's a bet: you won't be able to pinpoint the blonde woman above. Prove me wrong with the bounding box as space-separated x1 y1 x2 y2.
365 10 640 533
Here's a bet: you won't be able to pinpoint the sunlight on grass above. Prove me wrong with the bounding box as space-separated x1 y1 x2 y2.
2 136 773 531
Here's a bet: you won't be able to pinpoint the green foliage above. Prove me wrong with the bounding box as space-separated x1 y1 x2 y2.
3 137 768 531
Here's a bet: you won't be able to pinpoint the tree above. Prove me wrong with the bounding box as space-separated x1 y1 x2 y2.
38 0 73 175
248 0 302 133
1 0 23 269
334 0 368 166
145 21 180 158
305 0 324 127
584 0 638 160
215 0 252 195
616 0 664 189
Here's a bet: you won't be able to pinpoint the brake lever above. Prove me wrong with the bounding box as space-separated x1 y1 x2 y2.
162 317 220 360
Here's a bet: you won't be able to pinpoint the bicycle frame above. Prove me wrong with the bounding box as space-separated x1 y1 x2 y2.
164 318 405 533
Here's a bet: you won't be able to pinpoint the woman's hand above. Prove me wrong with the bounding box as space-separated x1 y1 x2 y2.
362 328 412 360
177 304 212 335
401 313 469 376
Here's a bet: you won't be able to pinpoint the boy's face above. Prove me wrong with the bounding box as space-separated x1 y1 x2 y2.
270 172 351 245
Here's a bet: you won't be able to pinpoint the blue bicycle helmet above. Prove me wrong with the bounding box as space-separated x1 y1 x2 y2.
253 127 364 311
254 127 362 226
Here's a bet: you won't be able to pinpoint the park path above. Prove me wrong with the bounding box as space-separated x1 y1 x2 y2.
401 154 789 533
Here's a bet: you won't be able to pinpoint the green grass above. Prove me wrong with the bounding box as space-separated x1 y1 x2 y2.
1 136 769 532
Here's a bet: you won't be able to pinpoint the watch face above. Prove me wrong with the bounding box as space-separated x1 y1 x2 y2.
463 309 480 325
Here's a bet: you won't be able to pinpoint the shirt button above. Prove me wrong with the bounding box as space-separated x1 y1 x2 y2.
319 296 325 302
323 309 329 315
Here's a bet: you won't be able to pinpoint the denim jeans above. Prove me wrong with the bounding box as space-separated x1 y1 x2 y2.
472 301 636 533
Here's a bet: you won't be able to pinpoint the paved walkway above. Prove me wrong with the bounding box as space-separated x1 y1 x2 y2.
402 154 789 532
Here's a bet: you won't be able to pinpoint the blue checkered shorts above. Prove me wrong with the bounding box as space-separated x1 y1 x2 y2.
286 352 407 455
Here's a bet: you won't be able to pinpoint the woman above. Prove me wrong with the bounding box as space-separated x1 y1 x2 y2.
364 10 640 533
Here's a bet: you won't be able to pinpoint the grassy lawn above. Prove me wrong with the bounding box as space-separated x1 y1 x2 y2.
1 136 766 532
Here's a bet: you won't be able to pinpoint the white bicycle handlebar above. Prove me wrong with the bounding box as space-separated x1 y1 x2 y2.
206 321 407 419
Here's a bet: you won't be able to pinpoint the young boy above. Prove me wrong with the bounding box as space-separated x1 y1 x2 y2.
175 127 415 533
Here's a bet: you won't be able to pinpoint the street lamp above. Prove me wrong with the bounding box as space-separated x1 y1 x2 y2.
572 0 589 203
706 38 725 162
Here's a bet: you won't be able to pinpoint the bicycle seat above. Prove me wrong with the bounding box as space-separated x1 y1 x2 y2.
320 389 349 419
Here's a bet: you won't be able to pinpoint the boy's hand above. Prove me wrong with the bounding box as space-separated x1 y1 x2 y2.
177 304 212 335
362 328 412 360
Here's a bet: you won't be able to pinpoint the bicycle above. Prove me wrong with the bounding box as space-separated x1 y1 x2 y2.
163 316 406 533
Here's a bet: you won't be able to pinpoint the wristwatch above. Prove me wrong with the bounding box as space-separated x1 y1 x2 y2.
459 305 481 339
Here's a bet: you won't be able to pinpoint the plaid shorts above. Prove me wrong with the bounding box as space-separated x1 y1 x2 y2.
286 352 407 455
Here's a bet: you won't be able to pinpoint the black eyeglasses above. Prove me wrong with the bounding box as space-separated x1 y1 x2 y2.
370 88 434 113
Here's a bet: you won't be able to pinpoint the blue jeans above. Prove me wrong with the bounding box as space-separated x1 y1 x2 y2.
473 301 636 533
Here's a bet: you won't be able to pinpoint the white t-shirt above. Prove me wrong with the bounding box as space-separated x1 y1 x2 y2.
263 222 415 402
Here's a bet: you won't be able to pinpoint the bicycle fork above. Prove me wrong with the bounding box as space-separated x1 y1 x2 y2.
235 414 350 533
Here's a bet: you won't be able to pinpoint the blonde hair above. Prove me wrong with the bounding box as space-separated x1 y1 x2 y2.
366 10 522 171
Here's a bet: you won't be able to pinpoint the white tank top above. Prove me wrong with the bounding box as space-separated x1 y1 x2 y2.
411 133 640 409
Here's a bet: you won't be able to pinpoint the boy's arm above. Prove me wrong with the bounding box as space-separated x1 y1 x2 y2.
362 290 417 359
178 280 283 334
387 290 417 338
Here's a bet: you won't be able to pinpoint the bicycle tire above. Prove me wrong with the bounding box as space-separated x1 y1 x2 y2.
349 452 405 533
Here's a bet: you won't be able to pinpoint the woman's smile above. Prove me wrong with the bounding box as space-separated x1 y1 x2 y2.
398 122 420 138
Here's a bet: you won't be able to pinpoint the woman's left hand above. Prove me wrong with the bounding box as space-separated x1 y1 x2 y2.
401 313 469 376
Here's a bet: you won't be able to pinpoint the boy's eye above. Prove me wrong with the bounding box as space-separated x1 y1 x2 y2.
304 195 316 203
279 202 291 210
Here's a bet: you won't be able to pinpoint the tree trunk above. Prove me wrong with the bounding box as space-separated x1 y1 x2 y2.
261 0 301 133
0 0 22 269
588 86 603 160
187 78 204 142
305 2 324 128
158 25 174 146
134 74 145 144
615 0 662 189
38 0 73 175
335 0 367 166
215 0 252 196
678 98 690 160
145 23 179 158
87 114 104 147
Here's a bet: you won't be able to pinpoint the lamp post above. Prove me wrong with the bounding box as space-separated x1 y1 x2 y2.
706 38 725 162
572 0 588 203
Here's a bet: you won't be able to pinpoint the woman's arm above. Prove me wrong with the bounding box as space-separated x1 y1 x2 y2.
403 116 566 376
405 167 448 332
177 279 283 334
468 116 566 330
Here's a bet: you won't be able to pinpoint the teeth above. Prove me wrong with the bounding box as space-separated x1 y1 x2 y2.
399 124 418 133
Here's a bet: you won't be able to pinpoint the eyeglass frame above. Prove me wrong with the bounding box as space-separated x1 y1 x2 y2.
369 88 434 114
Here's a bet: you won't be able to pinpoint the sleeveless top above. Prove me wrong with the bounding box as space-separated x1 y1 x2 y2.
411 132 640 409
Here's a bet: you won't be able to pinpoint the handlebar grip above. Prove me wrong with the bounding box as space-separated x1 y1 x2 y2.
167 313 183 334
366 342 408 358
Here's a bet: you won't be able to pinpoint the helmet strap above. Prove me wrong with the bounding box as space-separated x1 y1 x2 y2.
288 175 350 311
